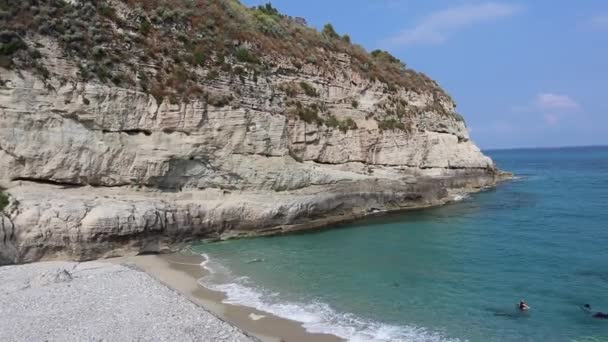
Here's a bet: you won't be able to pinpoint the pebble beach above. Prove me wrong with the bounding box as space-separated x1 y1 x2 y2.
0 261 256 342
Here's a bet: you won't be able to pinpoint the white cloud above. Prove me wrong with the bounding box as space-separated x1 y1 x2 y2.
510 93 581 126
382 3 521 46
535 93 581 111
534 93 581 126
543 113 560 126
588 14 608 30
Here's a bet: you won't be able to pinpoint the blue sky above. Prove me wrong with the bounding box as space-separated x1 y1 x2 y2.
242 0 608 149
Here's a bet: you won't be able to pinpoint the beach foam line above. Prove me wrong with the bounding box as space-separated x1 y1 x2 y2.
198 254 462 342
200 253 214 273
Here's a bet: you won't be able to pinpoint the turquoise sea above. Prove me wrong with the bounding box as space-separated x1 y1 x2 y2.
192 146 608 341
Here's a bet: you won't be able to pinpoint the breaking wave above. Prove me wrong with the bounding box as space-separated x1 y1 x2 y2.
198 254 462 342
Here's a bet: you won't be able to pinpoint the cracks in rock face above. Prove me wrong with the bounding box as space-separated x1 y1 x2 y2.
73 205 91 244
161 128 191 136
62 112 192 138
310 157 366 165
11 177 85 188
155 210 166 232
0 144 26 165
0 215 15 245
102 129 152 136
101 127 194 137
10 177 135 189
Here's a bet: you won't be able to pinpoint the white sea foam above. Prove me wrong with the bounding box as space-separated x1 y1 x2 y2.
451 193 470 202
198 254 462 342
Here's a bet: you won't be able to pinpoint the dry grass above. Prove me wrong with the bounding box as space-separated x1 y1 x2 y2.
3 0 451 113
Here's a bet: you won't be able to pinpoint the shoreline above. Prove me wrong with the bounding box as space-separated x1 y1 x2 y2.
113 187 508 341
109 253 343 342
0 181 511 341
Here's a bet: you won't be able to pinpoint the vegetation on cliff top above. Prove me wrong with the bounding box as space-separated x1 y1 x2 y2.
1 1 447 91
0 0 457 131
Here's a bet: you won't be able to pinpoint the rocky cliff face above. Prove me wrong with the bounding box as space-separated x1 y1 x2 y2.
0 0 503 265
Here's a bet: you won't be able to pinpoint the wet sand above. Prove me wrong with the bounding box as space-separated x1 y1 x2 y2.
109 253 342 342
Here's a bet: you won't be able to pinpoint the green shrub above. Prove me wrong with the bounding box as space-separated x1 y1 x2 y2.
293 102 321 124
98 3 117 19
351 100 359 108
252 2 282 36
91 46 105 60
0 191 9 211
370 49 403 66
111 72 124 85
322 23 339 39
235 47 260 64
325 115 339 128
193 48 206 66
279 82 299 97
256 3 280 17
253 10 282 36
139 19 152 36
338 117 357 132
0 31 27 56
299 81 318 97
324 115 357 132
377 118 406 131
207 93 233 107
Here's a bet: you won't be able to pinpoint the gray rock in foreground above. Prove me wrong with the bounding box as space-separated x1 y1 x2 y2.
0 261 255 342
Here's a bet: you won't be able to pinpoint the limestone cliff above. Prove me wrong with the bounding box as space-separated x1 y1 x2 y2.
0 0 504 265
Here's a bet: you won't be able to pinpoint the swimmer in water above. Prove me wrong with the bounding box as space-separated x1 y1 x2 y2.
582 304 608 319
518 300 530 311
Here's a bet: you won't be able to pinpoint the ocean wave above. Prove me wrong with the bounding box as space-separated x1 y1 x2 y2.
198 254 462 342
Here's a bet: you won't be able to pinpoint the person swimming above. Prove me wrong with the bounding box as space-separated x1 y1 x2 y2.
593 312 608 319
518 300 530 311
582 304 608 319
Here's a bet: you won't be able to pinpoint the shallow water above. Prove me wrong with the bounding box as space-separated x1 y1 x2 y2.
192 146 608 341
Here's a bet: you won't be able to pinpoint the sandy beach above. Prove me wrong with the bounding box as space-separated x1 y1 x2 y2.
111 253 343 342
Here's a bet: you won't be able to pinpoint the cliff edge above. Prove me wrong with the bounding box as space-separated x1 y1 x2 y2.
0 0 505 265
